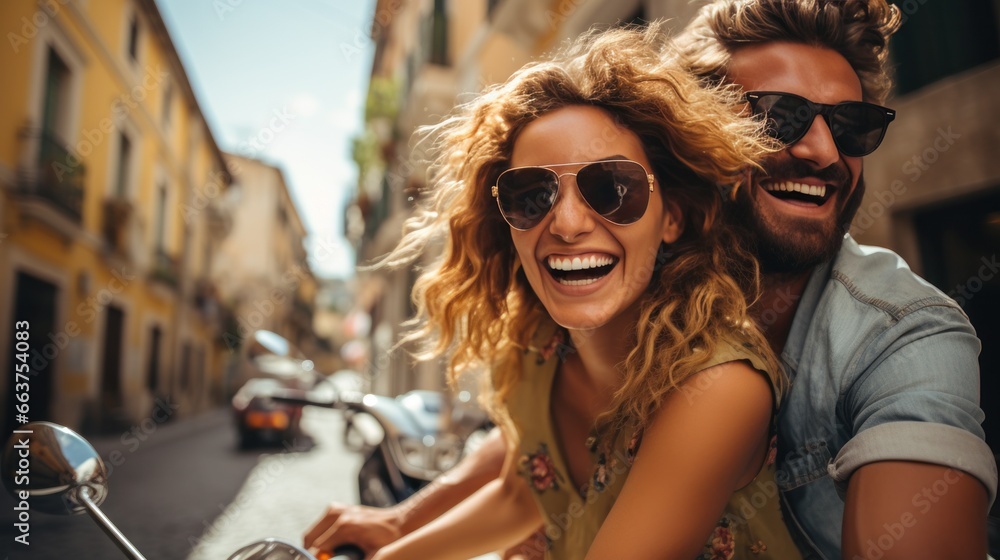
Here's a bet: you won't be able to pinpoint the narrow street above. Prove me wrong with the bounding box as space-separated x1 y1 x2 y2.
1 406 359 560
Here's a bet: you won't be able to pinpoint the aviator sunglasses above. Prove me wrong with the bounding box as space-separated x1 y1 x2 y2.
745 91 896 157
491 159 654 230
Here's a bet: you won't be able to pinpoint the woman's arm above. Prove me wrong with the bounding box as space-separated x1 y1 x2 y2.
373 433 543 560
304 429 507 555
586 361 773 559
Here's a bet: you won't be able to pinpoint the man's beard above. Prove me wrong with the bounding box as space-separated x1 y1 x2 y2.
728 159 864 276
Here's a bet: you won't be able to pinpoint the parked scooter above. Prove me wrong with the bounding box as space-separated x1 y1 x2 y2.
275 385 491 508
2 422 362 560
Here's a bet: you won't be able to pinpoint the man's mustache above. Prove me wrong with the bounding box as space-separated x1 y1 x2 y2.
756 158 852 189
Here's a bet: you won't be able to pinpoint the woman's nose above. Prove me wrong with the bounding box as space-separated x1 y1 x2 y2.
547 176 597 242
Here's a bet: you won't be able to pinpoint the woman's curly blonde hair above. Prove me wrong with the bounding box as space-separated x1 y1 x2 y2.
381 22 783 444
674 0 902 104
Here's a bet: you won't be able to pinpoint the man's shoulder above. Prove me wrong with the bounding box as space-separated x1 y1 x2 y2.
822 236 961 319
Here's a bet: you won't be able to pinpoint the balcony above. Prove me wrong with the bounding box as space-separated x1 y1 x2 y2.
102 197 133 257
150 249 180 289
11 128 85 235
192 278 220 322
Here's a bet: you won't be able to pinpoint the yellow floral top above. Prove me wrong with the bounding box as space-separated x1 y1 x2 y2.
504 322 803 560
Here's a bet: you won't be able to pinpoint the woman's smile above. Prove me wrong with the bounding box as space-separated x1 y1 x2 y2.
544 253 619 287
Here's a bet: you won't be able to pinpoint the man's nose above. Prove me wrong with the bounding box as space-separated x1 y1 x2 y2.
788 115 842 167
547 177 596 242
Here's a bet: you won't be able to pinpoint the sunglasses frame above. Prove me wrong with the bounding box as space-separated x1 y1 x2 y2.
491 159 655 231
745 91 896 157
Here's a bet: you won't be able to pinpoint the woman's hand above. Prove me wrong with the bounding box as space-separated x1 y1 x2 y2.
304 502 403 557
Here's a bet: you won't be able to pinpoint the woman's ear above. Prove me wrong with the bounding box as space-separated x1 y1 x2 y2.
661 199 684 244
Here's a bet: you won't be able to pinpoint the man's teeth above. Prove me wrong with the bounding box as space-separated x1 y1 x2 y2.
547 255 615 271
764 181 827 198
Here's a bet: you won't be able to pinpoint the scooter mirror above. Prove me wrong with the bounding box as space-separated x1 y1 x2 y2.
251 330 294 358
2 421 109 515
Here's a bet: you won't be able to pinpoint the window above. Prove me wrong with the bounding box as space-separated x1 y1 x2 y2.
127 15 140 62
154 183 167 250
487 0 503 20
180 342 192 390
429 0 449 66
891 0 999 94
161 83 173 127
115 133 131 197
146 326 161 391
42 48 70 138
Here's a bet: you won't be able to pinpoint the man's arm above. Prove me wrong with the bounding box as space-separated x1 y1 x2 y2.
305 428 506 554
842 461 988 559
835 306 997 558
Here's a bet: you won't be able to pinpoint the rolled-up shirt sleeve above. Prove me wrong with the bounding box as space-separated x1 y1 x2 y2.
829 421 998 507
829 303 997 508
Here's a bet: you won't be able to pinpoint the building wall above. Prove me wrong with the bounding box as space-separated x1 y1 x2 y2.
215 153 319 386
0 0 234 433
857 62 1000 265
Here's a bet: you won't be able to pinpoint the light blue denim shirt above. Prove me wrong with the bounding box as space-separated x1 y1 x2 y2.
775 235 998 559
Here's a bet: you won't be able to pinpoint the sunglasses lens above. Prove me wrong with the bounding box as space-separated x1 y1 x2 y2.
829 103 890 157
751 93 893 157
753 94 812 145
496 167 558 229
576 161 650 225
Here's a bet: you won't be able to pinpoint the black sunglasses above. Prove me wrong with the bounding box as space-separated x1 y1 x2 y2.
745 91 896 157
491 159 654 230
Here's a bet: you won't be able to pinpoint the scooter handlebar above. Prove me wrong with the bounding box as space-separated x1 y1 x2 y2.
319 545 365 560
270 389 341 409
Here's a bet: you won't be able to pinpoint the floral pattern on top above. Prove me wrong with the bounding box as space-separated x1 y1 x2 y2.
537 327 570 364
519 443 565 492
626 426 643 465
765 434 777 466
588 425 643 494
700 518 736 560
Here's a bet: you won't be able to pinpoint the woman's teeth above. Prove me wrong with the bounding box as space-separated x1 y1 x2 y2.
547 255 615 271
560 278 600 286
545 255 617 286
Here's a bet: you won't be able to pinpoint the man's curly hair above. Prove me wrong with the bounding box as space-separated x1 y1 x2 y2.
675 0 902 103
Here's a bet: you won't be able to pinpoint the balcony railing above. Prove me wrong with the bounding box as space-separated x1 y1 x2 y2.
16 128 85 222
102 197 133 256
150 249 180 288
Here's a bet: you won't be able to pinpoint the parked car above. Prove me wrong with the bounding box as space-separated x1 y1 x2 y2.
231 378 304 448
236 330 318 390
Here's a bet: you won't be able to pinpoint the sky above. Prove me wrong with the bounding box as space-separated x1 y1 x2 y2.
156 0 377 280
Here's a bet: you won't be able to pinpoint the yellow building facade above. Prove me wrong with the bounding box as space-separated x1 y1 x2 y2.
1 0 234 434
214 153 320 377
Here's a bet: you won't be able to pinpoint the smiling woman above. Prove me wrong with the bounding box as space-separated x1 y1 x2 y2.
367 22 802 560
